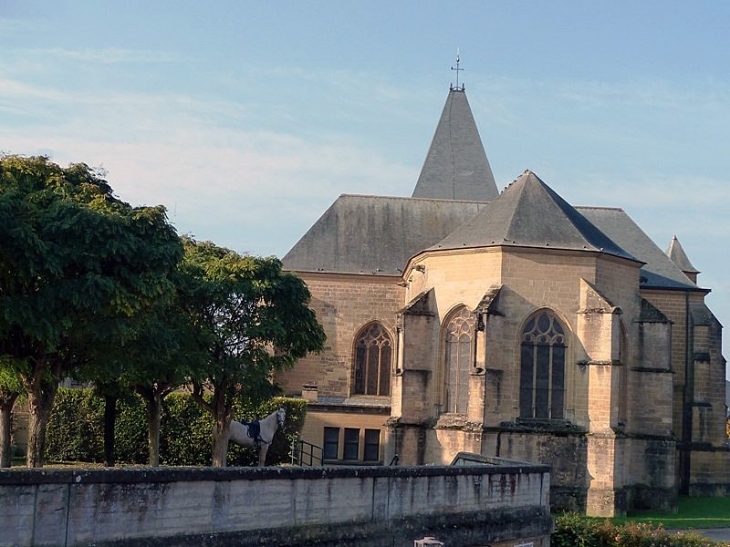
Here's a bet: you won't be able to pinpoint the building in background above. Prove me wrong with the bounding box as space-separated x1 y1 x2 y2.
278 80 727 517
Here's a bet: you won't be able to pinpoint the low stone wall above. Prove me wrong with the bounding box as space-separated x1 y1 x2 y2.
0 461 551 547
689 448 730 496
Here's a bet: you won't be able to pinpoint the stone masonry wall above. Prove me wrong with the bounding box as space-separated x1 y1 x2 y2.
277 272 404 398
0 463 551 547
640 288 692 440
689 449 730 496
408 248 641 429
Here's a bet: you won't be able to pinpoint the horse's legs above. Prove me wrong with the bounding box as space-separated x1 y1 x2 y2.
258 443 270 466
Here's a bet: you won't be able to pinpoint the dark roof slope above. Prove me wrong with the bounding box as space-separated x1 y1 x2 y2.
430 170 635 261
412 89 498 201
282 194 487 275
577 207 698 290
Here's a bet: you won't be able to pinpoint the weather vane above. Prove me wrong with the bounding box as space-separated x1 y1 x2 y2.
451 47 464 91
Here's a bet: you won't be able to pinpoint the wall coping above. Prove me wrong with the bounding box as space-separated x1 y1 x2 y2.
0 461 551 486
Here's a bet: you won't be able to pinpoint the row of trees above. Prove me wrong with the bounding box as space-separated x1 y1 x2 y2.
0 155 325 468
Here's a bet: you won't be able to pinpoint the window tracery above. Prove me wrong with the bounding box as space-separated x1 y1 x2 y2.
353 322 391 396
519 311 566 420
444 307 475 413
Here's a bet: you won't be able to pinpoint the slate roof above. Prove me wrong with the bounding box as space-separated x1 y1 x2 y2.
282 85 703 294
577 207 698 290
666 235 700 275
429 170 635 261
412 89 498 201
281 194 487 275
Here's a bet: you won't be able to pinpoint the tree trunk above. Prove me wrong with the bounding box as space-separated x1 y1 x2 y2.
103 394 117 467
145 392 163 467
25 379 58 468
0 392 19 468
211 418 231 467
191 383 233 468
20 356 62 469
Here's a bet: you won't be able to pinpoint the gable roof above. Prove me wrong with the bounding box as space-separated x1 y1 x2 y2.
429 170 635 261
281 194 487 275
577 207 699 290
412 88 498 201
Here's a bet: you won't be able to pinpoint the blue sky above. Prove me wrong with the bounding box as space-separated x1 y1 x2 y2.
2 1 729 367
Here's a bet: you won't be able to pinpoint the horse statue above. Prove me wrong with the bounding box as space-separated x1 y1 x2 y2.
228 407 286 466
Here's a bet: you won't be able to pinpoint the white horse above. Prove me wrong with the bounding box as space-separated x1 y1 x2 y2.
228 407 286 466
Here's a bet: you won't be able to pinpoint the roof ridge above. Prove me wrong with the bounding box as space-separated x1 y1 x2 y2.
502 170 533 242
338 193 491 204
575 205 625 212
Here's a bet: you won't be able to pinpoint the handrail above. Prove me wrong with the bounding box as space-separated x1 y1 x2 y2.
290 438 323 466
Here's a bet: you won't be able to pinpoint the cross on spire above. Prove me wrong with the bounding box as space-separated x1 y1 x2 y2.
451 48 464 91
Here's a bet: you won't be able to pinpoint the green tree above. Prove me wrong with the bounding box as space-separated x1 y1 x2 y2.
0 362 23 467
71 298 195 467
123 298 204 467
76 298 199 467
182 238 325 467
0 155 182 467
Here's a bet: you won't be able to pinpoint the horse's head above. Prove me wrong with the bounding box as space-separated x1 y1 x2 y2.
276 407 286 427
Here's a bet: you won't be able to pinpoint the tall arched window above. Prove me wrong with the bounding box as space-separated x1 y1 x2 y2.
353 323 392 396
444 307 475 414
519 311 567 420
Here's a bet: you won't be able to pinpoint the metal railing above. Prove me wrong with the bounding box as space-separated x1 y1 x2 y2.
290 438 323 466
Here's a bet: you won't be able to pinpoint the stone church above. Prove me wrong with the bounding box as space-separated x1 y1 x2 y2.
277 81 728 517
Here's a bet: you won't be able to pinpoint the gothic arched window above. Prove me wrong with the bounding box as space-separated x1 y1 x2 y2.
444 307 475 414
353 323 392 396
519 311 567 420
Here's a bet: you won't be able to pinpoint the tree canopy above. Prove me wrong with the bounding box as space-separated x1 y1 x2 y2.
182 238 325 466
0 155 183 466
0 155 324 468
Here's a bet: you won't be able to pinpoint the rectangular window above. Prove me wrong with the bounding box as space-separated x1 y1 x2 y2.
343 428 359 460
323 427 339 460
363 429 380 462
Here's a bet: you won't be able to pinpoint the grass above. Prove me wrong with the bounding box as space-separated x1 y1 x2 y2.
613 497 730 529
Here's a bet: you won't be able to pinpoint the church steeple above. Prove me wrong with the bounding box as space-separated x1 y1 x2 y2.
412 69 498 201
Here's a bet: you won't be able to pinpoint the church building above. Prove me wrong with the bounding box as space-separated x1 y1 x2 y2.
278 78 728 517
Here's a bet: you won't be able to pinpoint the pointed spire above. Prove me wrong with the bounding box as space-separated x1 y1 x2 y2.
412 87 498 201
666 235 699 283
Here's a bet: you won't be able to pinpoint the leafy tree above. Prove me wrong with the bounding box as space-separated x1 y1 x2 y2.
76 298 200 467
71 300 195 467
0 362 23 467
0 155 182 467
182 238 325 467
123 298 204 466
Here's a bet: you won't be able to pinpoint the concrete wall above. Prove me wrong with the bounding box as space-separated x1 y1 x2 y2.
0 462 552 547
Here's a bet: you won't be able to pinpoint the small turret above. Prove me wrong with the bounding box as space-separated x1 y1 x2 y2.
666 235 699 283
